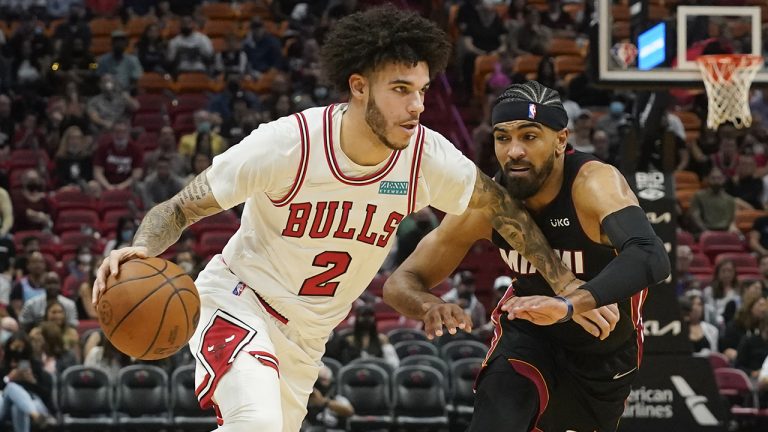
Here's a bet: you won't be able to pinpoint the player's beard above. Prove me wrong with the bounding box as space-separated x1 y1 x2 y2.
503 152 555 200
366 95 408 151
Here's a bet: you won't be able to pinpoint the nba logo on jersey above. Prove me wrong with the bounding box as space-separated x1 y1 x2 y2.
528 103 537 119
232 281 247 296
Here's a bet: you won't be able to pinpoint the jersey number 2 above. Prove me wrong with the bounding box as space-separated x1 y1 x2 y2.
298 251 352 296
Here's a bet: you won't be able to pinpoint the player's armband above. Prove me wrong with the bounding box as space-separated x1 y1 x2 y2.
581 206 671 307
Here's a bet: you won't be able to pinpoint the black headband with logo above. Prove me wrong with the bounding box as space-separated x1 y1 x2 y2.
491 101 569 131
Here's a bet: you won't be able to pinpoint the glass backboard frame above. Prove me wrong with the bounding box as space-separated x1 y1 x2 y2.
596 3 765 87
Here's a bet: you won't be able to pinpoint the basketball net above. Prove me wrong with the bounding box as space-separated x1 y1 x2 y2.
696 54 763 130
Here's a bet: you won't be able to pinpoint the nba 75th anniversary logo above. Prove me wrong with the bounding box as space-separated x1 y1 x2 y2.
379 181 408 195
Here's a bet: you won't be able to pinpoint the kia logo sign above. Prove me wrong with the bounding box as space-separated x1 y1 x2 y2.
646 212 672 224
638 188 665 201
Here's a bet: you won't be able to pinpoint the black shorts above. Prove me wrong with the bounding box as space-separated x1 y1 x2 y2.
470 319 640 432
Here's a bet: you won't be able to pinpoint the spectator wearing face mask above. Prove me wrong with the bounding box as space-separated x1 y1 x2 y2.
595 97 631 154
178 110 227 157
173 250 199 278
19 272 78 331
441 270 487 329
62 246 94 299
337 305 400 370
96 30 143 92
103 216 137 257
93 118 144 191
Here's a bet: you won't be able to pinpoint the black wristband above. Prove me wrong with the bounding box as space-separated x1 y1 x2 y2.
554 296 574 323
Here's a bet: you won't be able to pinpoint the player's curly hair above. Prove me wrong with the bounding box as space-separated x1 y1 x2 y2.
321 5 452 92
494 81 565 110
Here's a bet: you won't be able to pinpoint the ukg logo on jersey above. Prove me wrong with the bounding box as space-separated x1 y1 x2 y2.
379 181 408 195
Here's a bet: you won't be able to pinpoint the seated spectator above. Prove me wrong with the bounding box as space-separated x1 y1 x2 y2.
676 244 699 295
703 259 740 327
11 40 47 96
0 332 56 431
83 330 133 377
735 316 768 379
442 270 487 329
214 34 249 77
62 245 94 297
96 30 143 91
103 216 137 256
12 236 40 278
29 319 78 375
690 168 742 233
681 290 719 355
12 112 46 150
185 151 212 184
51 3 90 56
336 304 399 369
19 272 78 331
726 153 763 210
9 251 47 316
178 110 227 157
749 216 768 255
720 291 767 362
86 74 140 132
242 17 284 76
0 94 14 146
507 6 550 56
759 348 768 397
144 126 188 177
541 0 577 37
59 81 89 130
0 185 13 237
304 363 354 432
139 155 185 208
0 316 19 343
93 118 144 191
394 207 438 267
136 22 168 74
50 37 97 89
474 275 513 342
456 0 506 90
173 250 200 279
596 98 632 155
568 110 594 153
54 125 96 188
75 262 98 320
167 15 213 74
711 133 739 179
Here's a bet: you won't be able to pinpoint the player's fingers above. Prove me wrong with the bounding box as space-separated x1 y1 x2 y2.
605 304 620 332
440 311 460 335
500 296 520 313
93 258 111 306
573 314 601 338
451 308 473 334
422 310 443 340
588 311 611 340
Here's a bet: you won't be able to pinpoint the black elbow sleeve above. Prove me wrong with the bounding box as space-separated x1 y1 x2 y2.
582 206 671 307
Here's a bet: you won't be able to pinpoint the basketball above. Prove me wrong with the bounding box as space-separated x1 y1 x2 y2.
97 257 200 360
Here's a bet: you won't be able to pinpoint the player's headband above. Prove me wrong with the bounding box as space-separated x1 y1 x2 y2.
491 101 568 131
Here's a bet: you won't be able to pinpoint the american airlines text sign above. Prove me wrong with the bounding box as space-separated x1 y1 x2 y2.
619 356 726 432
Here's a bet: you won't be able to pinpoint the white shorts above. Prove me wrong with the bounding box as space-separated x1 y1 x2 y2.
188 256 327 431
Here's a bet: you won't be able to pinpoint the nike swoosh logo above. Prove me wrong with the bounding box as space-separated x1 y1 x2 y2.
207 345 214 352
613 367 637 380
225 335 235 343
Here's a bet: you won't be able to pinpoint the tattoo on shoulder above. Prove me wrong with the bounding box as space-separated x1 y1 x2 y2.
473 170 571 290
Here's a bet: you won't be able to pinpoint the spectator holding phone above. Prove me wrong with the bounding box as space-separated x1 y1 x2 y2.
0 332 55 431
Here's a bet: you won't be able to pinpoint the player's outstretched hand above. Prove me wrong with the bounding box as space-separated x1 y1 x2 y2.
421 302 473 340
93 246 149 307
501 295 568 326
572 303 620 340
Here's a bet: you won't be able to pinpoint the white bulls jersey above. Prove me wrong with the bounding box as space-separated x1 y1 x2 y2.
204 103 476 339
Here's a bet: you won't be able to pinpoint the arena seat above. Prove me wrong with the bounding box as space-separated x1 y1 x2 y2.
387 328 428 345
338 363 393 431
439 340 488 365
170 365 218 430
393 340 439 359
446 358 482 422
58 366 116 429
115 365 171 430
392 365 449 430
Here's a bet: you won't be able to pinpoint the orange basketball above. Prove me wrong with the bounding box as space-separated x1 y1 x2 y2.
97 257 200 360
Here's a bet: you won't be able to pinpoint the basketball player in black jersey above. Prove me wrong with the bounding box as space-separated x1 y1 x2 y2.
384 81 670 432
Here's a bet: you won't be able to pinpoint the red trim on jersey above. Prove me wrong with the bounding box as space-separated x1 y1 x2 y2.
406 126 425 214
322 104 401 185
631 288 648 367
248 350 280 376
508 358 549 431
481 283 515 370
270 112 310 207
213 404 224 426
254 290 290 325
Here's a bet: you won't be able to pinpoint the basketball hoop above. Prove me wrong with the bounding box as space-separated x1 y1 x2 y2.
696 54 763 130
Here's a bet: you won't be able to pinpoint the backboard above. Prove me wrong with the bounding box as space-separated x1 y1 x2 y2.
595 1 766 88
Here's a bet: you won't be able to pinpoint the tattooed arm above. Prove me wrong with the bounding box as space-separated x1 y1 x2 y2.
92 168 223 303
468 167 575 292
133 168 223 256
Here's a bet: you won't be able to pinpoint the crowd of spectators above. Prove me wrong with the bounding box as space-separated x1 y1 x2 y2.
0 0 764 430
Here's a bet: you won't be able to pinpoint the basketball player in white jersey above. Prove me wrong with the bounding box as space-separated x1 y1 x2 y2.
92 6 579 432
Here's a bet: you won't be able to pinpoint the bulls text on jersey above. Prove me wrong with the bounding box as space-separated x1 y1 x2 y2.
500 248 585 275
281 200 404 248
